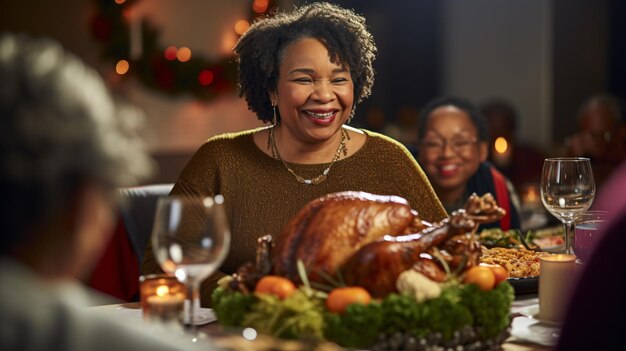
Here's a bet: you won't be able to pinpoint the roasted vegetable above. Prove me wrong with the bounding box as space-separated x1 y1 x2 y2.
477 228 538 250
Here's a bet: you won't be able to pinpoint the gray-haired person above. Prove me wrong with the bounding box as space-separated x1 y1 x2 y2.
0 33 217 351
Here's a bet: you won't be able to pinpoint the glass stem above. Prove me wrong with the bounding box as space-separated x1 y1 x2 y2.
186 280 200 335
564 220 575 255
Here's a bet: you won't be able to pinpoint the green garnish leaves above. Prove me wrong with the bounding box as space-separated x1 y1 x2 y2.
324 302 383 348
211 287 255 327
212 280 515 348
243 289 326 340
460 282 515 338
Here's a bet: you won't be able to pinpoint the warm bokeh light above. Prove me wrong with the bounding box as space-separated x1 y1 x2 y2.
494 137 508 154
115 60 129 75
176 47 192 62
115 0 126 4
221 31 238 55
526 186 538 202
234 20 250 35
198 70 214 86
253 0 269 13
164 46 177 61
155 285 170 297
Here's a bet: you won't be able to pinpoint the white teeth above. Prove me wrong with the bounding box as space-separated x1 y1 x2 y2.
304 111 334 118
441 164 457 171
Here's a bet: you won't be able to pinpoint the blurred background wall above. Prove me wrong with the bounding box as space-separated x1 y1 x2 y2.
2 0 624 183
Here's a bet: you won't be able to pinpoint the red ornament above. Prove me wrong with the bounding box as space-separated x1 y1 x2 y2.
198 70 214 86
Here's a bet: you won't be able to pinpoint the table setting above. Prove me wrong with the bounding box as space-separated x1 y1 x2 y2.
92 157 609 350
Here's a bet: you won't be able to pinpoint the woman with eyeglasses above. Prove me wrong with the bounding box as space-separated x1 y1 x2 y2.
416 96 521 230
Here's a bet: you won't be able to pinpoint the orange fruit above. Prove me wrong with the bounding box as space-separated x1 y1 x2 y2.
255 275 296 299
480 263 509 286
326 286 372 314
463 266 496 291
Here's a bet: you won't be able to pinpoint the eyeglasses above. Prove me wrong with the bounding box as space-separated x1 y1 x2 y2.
419 137 479 153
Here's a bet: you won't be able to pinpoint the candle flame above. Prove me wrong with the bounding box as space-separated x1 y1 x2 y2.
156 285 170 297
494 137 508 154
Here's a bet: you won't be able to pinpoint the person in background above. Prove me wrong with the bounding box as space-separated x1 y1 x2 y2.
0 34 214 351
416 96 521 230
141 2 447 305
480 99 546 188
563 93 626 187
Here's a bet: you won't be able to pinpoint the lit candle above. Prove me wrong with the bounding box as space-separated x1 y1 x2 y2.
538 254 578 324
146 285 185 326
147 285 185 305
139 274 185 319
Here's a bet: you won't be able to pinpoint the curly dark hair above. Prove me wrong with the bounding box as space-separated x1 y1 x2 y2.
234 2 377 123
417 96 489 142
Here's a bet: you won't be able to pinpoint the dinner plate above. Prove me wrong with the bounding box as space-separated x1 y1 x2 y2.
184 307 217 326
510 314 560 346
507 276 538 295
183 299 217 326
517 305 562 326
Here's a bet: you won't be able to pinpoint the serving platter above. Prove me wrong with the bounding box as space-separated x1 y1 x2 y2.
508 276 538 295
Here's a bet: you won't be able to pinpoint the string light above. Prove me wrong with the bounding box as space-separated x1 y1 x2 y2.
92 0 278 99
234 20 250 35
164 46 177 61
253 0 269 13
176 47 192 62
115 60 130 75
198 70 214 86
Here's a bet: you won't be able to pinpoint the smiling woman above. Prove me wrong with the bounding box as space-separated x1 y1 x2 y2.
417 96 522 231
140 2 448 306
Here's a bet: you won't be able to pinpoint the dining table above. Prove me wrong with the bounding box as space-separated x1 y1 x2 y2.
93 292 556 351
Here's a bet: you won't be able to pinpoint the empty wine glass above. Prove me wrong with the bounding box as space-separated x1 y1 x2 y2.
540 158 595 254
151 195 230 336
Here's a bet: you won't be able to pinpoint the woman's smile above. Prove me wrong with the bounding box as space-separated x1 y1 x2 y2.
302 109 338 125
437 163 461 178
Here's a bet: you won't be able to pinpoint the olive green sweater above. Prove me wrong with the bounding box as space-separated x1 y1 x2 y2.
142 128 446 305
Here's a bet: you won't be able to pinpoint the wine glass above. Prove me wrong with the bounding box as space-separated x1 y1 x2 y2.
540 158 595 254
151 195 230 336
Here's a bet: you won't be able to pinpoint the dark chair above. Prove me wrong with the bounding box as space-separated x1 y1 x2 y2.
119 183 174 266
88 183 173 302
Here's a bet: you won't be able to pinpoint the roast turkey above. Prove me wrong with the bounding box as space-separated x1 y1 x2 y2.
271 192 430 283
230 192 504 297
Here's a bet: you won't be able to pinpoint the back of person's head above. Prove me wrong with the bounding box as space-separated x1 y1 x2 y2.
234 1 377 123
0 33 152 255
417 96 489 142
480 99 518 140
577 93 623 131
